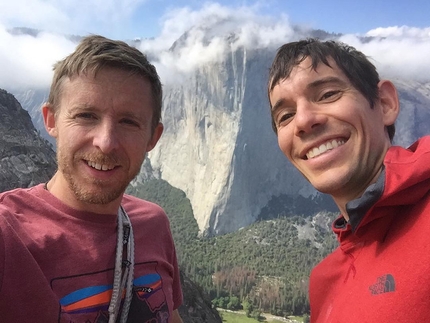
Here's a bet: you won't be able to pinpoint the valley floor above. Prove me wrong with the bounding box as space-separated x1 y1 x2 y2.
217 308 302 323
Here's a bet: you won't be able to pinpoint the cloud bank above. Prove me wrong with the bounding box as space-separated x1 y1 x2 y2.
0 2 429 92
341 26 430 82
0 0 147 38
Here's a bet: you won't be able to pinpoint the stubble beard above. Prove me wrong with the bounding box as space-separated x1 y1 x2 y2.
57 148 137 205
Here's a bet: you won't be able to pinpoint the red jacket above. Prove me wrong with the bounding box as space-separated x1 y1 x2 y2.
310 136 430 323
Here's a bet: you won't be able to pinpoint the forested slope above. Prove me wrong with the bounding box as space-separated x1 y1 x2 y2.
128 179 338 316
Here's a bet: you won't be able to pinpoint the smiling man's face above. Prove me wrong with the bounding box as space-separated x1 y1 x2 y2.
43 67 163 214
270 57 393 207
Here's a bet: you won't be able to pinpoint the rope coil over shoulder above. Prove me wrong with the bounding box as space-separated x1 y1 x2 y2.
108 206 135 323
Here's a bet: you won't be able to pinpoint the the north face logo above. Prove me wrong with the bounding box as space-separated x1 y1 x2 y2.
369 274 396 295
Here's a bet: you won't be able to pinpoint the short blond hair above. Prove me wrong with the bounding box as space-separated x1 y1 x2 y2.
48 35 162 132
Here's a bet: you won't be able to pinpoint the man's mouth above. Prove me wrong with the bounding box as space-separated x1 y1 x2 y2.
306 139 345 159
87 160 116 171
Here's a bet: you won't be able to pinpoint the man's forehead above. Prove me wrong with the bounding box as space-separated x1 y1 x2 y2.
270 58 350 102
285 56 345 82
295 55 335 72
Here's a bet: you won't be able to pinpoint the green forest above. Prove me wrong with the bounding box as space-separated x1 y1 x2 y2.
127 179 338 317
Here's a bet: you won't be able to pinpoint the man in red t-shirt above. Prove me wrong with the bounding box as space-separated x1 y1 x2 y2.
0 35 183 323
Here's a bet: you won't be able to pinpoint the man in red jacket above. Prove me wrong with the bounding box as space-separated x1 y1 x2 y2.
267 38 430 322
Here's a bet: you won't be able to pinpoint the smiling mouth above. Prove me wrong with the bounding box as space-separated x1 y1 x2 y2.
306 139 346 159
87 160 116 171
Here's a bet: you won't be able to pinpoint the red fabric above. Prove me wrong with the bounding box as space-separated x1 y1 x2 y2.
309 136 430 323
0 184 182 322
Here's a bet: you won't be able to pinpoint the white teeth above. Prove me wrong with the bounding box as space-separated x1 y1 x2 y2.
306 139 345 159
87 161 115 171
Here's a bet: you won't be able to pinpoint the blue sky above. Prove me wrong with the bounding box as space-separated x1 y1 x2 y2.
0 0 429 91
1 0 429 39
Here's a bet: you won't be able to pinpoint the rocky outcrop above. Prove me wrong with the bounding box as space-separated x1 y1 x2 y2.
178 270 222 322
0 89 56 191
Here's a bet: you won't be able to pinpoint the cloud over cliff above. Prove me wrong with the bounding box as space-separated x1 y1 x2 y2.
0 2 429 91
0 0 147 37
0 28 75 90
340 26 430 82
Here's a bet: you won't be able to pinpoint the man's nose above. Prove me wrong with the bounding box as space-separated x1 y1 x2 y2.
92 122 120 154
294 101 326 136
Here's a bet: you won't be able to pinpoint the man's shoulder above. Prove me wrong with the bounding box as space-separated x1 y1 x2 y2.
121 194 167 217
0 187 26 200
121 194 173 233
0 184 43 203
407 135 430 151
122 193 162 207
0 184 45 224
386 136 430 169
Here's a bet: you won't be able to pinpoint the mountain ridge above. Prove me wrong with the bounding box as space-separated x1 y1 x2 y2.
9 29 430 236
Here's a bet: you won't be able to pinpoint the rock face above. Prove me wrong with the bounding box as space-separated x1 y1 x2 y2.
0 89 57 191
14 88 54 147
146 46 311 236
391 80 430 148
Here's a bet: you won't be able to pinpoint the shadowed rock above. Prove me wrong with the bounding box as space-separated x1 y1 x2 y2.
0 89 56 191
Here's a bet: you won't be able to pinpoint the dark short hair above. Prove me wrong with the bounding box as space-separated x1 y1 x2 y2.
47 35 162 132
268 38 395 141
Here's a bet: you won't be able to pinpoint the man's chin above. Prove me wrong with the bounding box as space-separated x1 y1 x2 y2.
64 174 129 206
72 186 124 205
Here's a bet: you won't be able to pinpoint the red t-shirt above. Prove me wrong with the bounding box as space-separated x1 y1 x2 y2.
0 184 182 322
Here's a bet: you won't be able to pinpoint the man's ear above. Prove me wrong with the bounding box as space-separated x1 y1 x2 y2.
42 103 58 138
146 122 164 152
377 80 400 127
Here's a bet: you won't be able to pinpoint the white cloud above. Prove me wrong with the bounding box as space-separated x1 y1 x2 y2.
140 3 430 85
0 3 429 93
340 27 430 82
139 3 297 83
0 24 76 90
0 0 68 32
0 0 148 36
366 25 430 38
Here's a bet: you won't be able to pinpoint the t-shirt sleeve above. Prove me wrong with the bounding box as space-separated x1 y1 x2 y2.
0 207 13 294
171 244 183 310
0 217 5 293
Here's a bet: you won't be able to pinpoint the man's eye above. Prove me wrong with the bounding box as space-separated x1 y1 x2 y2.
320 90 341 101
121 119 139 127
76 113 96 119
277 112 295 126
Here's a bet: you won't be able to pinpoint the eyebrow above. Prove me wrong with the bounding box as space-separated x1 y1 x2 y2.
307 76 349 90
271 76 349 113
271 98 285 113
69 104 96 112
68 105 144 122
